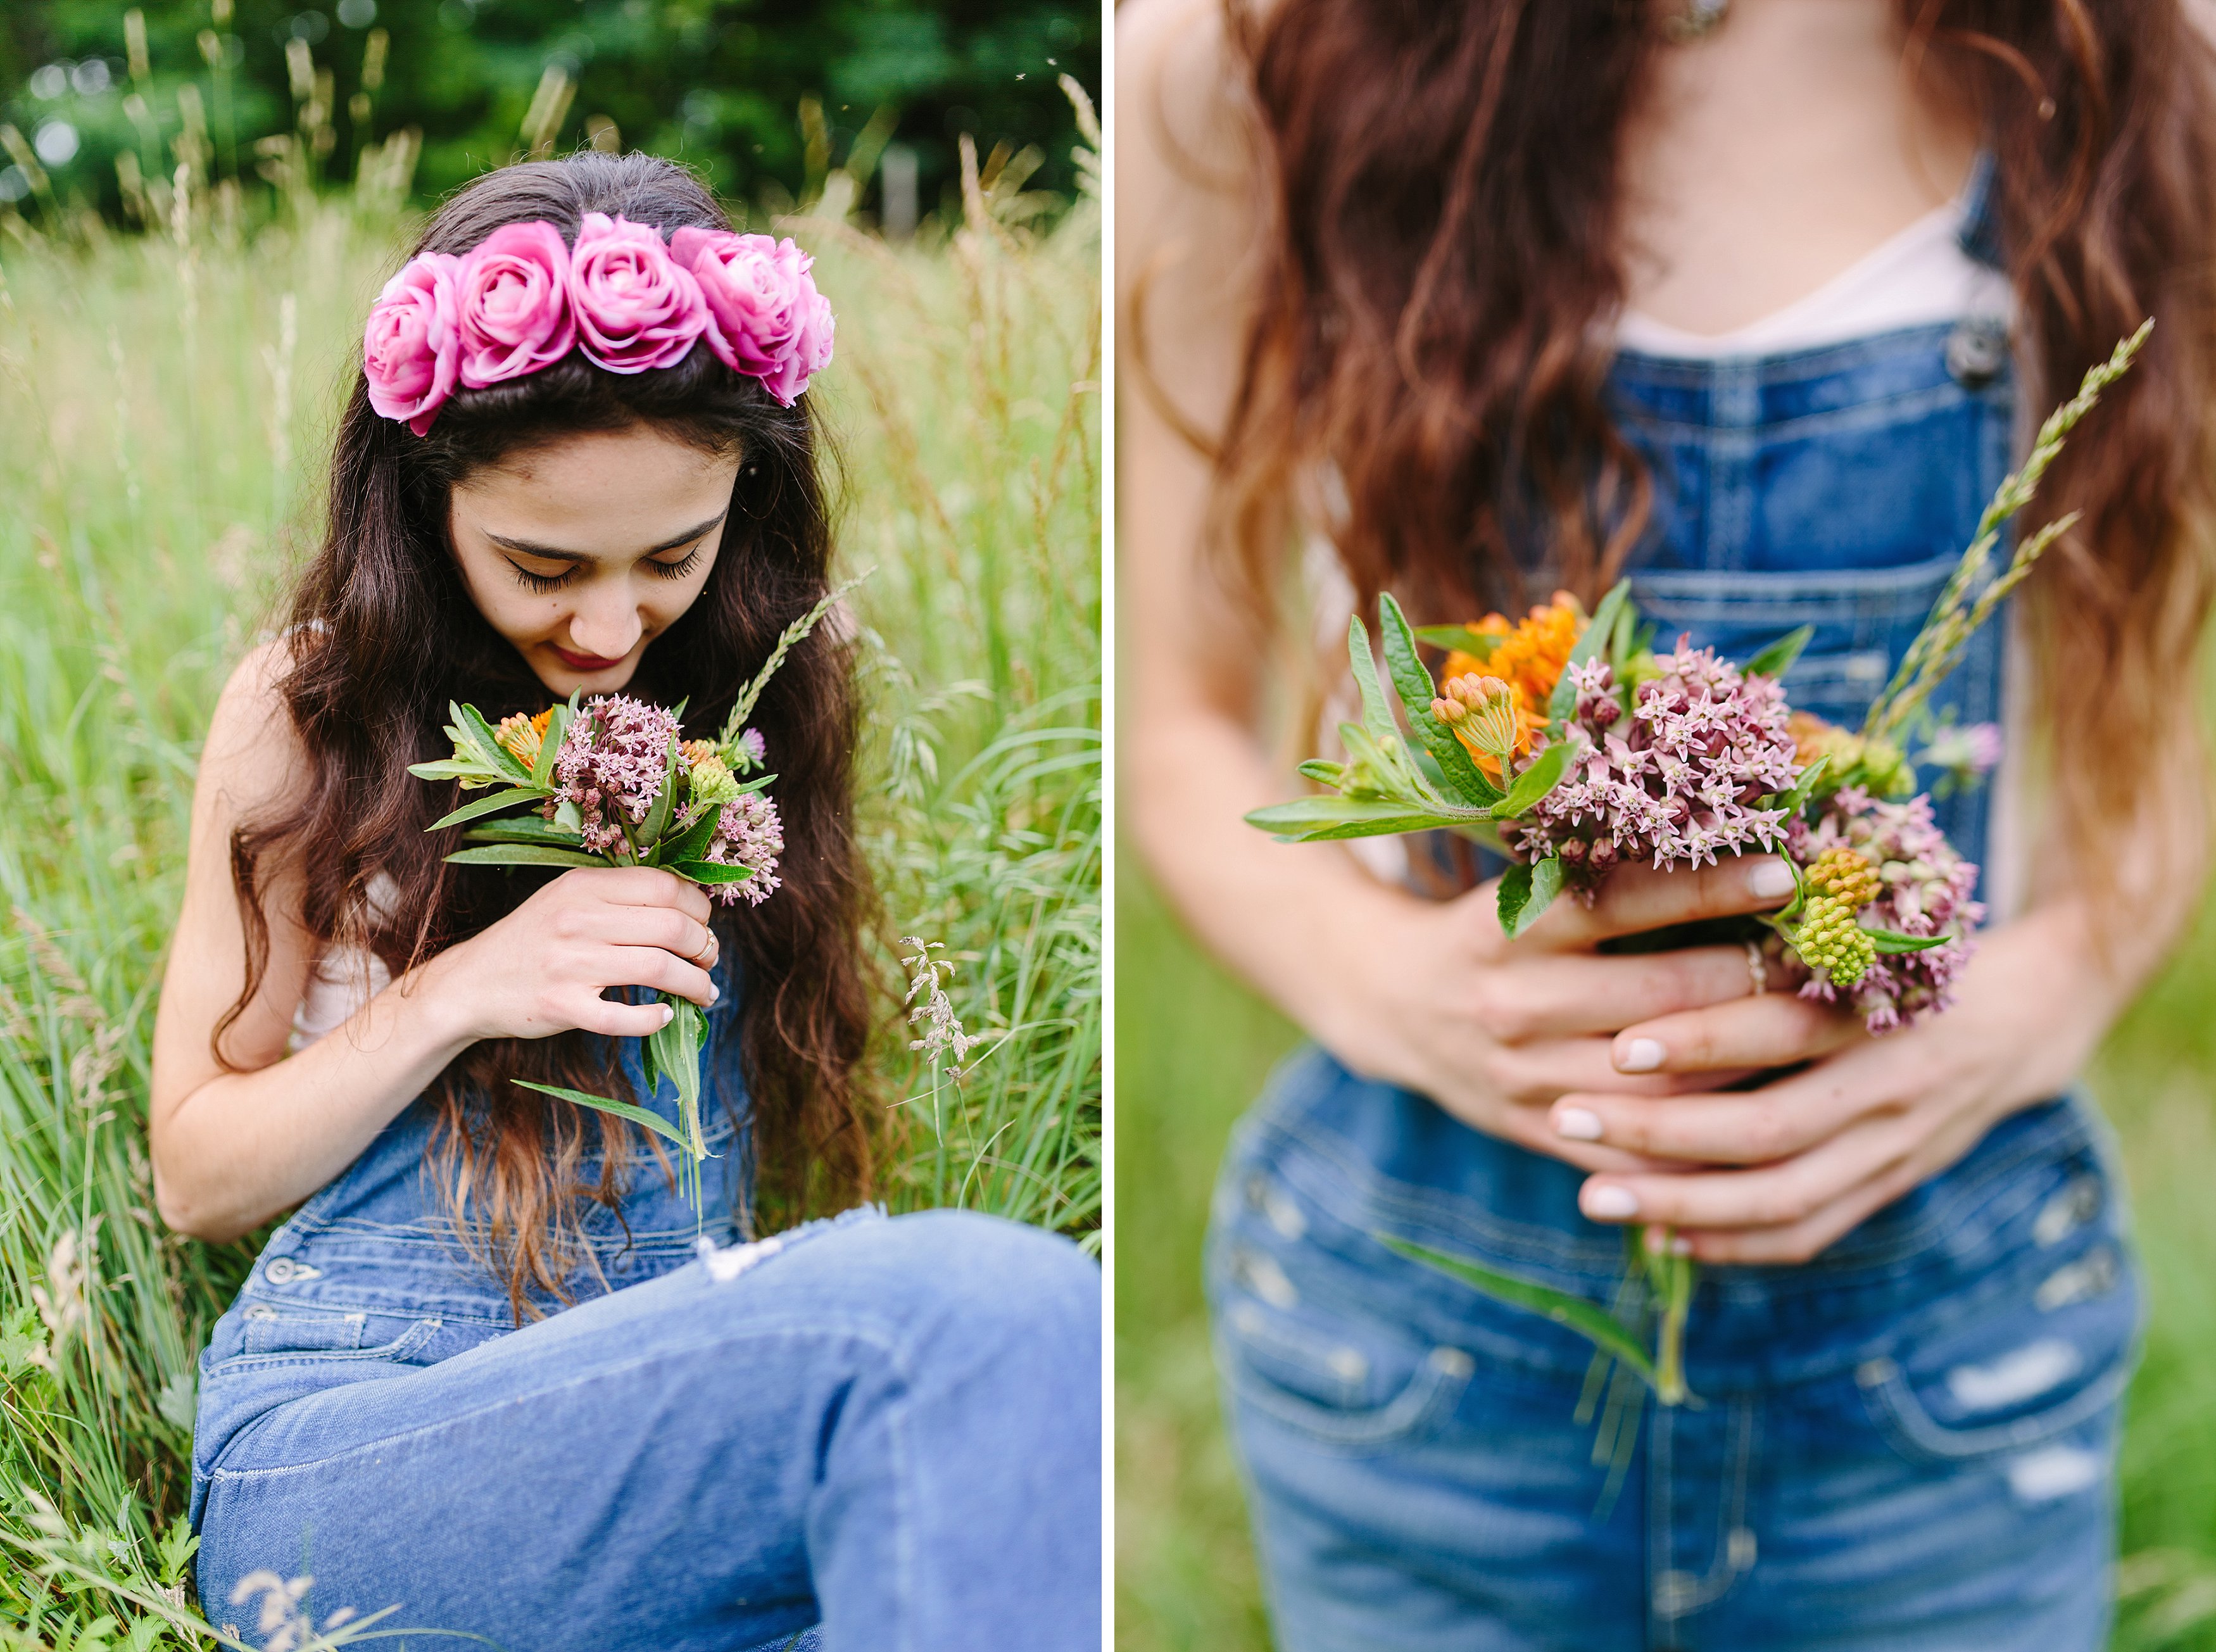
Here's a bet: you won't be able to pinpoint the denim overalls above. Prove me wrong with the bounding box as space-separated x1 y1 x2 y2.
189 957 1102 1650
1206 182 2141 1651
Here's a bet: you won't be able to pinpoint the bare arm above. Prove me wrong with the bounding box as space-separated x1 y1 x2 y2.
149 641 722 1243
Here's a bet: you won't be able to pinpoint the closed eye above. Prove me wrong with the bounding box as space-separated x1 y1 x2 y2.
646 545 705 580
506 558 579 593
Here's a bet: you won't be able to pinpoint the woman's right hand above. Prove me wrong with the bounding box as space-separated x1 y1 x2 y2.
1305 854 1804 1175
435 867 721 1044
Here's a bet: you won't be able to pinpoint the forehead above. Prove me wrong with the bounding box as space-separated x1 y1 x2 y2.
456 426 740 535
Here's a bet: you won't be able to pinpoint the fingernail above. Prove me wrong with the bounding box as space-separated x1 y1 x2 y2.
1748 859 1797 899
660 1004 675 1026
1585 1185 1639 1220
1616 1037 1666 1073
708 984 720 1004
1671 1236 1693 1256
1554 1106 1604 1140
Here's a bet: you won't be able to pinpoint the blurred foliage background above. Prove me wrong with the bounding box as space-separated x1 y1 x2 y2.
0 0 1097 230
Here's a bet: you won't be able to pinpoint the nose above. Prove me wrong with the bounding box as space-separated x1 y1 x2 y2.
567 588 643 662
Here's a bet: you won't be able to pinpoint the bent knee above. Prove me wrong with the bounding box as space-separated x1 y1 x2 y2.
822 1209 1099 1369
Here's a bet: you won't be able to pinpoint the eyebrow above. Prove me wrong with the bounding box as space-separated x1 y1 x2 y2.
485 512 728 564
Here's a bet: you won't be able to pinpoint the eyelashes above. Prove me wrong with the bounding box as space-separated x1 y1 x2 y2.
503 545 704 593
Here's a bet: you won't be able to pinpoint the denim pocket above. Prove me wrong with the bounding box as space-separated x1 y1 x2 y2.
208 1312 441 1377
1209 1167 1477 1453
1855 1217 2141 1470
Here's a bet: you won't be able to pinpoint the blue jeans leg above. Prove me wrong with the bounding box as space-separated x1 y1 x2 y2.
195 1209 1101 1651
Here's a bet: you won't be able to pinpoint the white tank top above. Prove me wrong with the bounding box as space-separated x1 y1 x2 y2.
287 872 400 1053
1616 194 2013 357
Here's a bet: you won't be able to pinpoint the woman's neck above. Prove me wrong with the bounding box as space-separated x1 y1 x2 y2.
1620 0 1979 337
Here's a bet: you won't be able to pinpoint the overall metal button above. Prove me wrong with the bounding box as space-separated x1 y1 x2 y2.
1945 317 2010 388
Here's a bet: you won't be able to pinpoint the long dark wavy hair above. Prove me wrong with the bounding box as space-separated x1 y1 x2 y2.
221 152 875 1315
1201 0 2216 890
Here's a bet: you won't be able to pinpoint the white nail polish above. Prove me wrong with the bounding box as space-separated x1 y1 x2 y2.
1670 1236 1693 1257
1585 1185 1640 1220
1618 1037 1666 1073
660 1004 675 1026
1555 1107 1604 1140
708 984 720 1004
1748 859 1797 899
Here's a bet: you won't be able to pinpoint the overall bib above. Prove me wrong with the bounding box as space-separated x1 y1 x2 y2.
190 958 1102 1651
1206 180 2140 1652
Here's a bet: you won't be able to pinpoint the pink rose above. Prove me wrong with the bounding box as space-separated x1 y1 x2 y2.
569 212 708 374
455 221 576 389
362 252 462 437
670 227 834 404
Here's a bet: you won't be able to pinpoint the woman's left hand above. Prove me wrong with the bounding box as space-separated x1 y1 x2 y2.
1544 902 2118 1264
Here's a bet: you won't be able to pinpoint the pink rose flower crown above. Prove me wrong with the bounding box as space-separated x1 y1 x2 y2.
362 212 835 436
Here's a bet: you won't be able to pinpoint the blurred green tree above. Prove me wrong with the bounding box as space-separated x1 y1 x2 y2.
0 0 1097 224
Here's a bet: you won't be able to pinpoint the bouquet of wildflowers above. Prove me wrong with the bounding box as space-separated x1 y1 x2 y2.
1248 323 2148 1407
409 588 843 1209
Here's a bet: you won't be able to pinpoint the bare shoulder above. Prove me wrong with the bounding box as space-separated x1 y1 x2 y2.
1117 0 1260 236
198 633 313 824
1117 0 1271 439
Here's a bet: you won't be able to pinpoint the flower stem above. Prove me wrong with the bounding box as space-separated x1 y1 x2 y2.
1656 1239 1694 1406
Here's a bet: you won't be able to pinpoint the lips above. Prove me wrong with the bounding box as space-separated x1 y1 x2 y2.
554 645 627 672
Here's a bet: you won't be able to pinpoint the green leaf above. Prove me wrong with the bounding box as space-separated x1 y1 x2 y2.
1379 593 1501 807
1378 1234 1658 1390
1743 624 1815 681
672 859 758 886
652 805 721 870
1495 855 1565 939
1867 927 1953 954
639 738 681 846
1492 739 1575 819
443 843 605 869
1414 624 1501 656
511 1080 702 1156
427 786 548 833
650 997 708 1157
531 706 565 788
1296 759 1348 789
406 757 505 785
455 702 532 782
462 814 585 847
1244 797 1480 843
1347 613 1402 758
1549 579 1632 724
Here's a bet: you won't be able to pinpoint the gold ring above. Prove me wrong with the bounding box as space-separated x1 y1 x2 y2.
1744 938 1768 997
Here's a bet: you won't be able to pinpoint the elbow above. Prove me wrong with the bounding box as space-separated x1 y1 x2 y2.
150 1163 246 1246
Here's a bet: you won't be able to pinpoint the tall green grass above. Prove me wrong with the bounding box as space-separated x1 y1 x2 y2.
1115 854 2216 1651
0 132 1098 1641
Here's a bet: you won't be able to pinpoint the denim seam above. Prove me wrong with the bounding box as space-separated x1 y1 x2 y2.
1244 1087 2091 1284
1616 377 2008 443
204 1320 904 1487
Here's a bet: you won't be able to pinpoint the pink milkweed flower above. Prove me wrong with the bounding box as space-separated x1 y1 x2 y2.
670 226 834 404
455 220 576 388
552 694 683 856
569 212 709 374
363 252 463 436
703 791 783 907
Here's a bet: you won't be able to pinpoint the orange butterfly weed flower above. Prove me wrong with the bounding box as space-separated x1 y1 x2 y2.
494 706 555 767
1435 593 1583 776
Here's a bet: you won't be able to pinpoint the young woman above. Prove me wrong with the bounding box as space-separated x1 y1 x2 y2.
1121 1 2214 1646
150 151 1099 1649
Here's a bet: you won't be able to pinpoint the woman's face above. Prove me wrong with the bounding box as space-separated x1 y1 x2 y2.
448 423 742 697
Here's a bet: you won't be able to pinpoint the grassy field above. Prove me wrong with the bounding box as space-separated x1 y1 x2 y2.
0 125 1099 1642
1115 853 2216 1651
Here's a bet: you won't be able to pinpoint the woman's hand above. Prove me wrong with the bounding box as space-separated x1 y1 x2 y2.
1309 853 1806 1176
1546 900 2117 1263
433 867 721 1044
